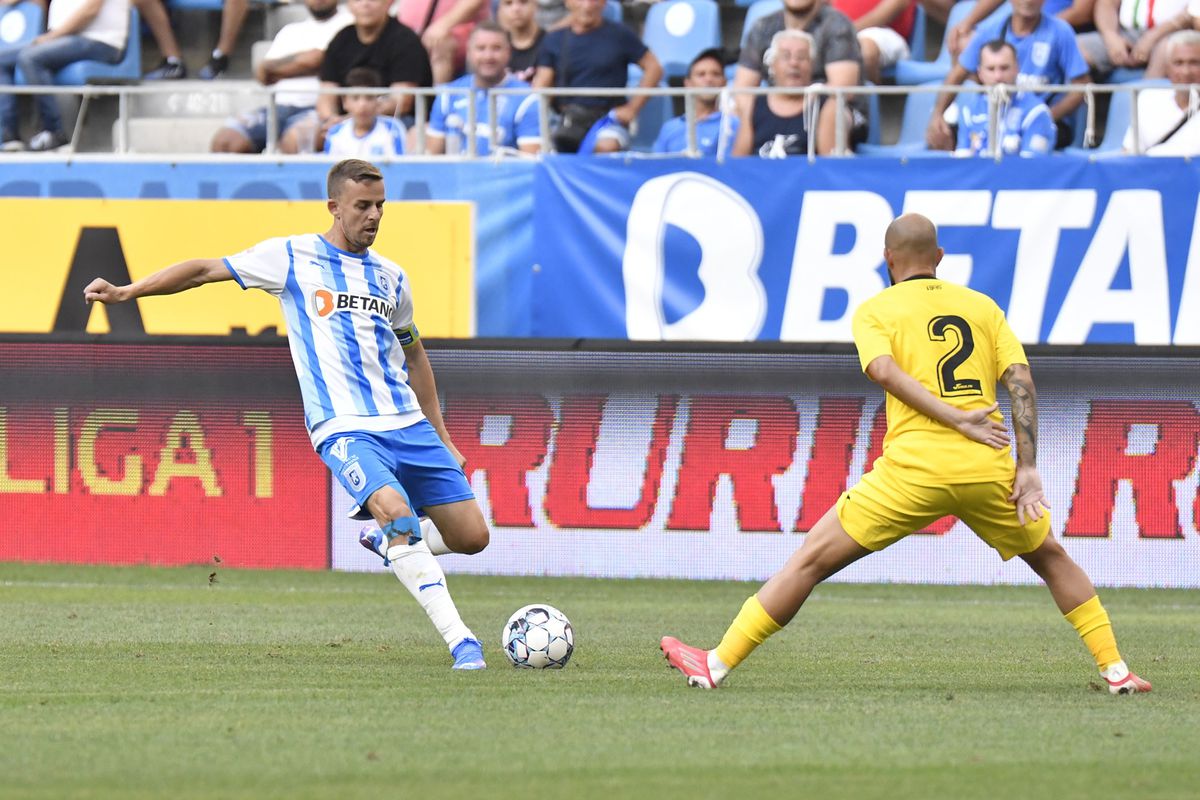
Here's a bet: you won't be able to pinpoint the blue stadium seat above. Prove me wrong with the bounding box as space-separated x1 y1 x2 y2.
1108 67 1147 84
166 0 223 9
906 2 927 62
740 0 782 48
865 81 882 146
604 0 622 23
54 9 141 84
858 82 940 156
0 1 44 48
627 64 671 151
643 0 721 79
894 1 975 85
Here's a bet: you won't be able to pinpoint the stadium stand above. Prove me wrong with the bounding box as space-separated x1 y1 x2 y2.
642 0 722 79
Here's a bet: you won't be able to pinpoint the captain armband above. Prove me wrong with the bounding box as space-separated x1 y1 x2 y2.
394 324 420 346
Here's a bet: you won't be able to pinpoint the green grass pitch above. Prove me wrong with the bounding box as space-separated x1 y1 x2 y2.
1 562 1197 800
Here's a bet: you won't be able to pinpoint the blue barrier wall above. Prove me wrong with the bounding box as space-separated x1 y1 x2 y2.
8 157 1200 343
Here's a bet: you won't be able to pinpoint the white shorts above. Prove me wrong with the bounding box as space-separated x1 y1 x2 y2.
859 27 911 68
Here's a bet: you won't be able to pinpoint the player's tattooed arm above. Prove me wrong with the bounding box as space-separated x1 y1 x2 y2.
1002 363 1038 467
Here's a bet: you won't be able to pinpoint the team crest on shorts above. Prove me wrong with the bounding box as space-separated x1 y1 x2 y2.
329 436 355 462
341 461 367 491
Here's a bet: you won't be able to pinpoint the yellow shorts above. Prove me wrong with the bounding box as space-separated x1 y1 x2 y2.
835 461 1050 561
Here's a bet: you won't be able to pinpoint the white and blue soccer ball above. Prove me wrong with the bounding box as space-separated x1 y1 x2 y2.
502 604 574 669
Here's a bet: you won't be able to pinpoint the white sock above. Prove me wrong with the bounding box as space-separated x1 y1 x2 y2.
384 537 474 651
706 651 730 684
419 516 453 555
1102 660 1129 680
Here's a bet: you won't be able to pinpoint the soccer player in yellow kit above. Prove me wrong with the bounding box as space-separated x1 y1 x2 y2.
661 213 1152 695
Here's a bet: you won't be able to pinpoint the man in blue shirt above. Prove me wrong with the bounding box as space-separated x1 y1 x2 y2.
927 0 1088 150
653 49 740 157
427 21 541 154
955 40 1056 156
532 0 663 153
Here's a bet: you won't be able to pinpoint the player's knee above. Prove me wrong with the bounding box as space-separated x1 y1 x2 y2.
456 521 489 555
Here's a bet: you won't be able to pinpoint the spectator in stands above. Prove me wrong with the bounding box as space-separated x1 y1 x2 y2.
498 0 544 82
1078 0 1192 79
949 0 1097 59
953 40 1055 157
1123 29 1200 153
0 0 129 151
653 48 739 156
427 21 540 154
210 0 352 153
140 0 248 79
395 0 489 85
927 0 1089 150
832 0 916 84
735 0 868 148
733 30 841 157
317 0 432 142
324 66 407 156
532 0 662 154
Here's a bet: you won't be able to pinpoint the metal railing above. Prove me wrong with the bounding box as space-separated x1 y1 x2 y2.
0 81 1194 159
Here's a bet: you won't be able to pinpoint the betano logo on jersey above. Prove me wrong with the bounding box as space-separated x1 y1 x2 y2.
312 289 396 320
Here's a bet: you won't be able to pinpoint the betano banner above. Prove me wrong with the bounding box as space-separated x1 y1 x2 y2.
0 199 474 337
532 157 1200 345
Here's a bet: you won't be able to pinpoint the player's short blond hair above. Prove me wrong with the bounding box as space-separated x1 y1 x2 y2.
327 159 383 199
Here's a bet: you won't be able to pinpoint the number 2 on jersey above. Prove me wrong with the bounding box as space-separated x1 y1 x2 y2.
927 315 982 397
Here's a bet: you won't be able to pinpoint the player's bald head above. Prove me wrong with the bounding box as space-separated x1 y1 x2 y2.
884 214 939 259
882 213 943 282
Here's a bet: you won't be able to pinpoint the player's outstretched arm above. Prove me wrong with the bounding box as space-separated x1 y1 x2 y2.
402 337 466 469
1002 363 1050 525
83 259 232 305
865 355 1011 449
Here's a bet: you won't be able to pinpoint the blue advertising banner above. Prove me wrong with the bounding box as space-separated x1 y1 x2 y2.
532 157 1200 344
0 160 535 337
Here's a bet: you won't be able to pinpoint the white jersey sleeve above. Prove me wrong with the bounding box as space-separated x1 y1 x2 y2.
224 237 292 295
391 279 417 344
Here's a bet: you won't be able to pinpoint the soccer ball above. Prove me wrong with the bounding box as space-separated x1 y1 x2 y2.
501 604 574 669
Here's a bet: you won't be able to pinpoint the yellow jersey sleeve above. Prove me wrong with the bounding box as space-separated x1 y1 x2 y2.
852 301 893 374
993 306 1027 377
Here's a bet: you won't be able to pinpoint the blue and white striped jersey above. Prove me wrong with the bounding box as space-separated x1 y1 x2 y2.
224 234 423 447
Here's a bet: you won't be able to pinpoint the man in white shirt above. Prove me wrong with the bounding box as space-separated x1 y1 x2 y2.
1124 29 1200 154
0 0 129 151
83 159 491 671
211 0 353 153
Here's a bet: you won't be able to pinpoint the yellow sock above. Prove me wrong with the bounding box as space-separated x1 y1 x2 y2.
714 595 783 670
1064 595 1122 670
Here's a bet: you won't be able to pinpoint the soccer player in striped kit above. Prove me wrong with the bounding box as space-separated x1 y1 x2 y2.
84 159 490 670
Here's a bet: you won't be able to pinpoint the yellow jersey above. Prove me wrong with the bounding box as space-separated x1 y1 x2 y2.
851 277 1028 483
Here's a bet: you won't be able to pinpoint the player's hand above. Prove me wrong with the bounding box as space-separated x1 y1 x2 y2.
1009 465 1050 526
954 402 1010 449
926 114 954 150
83 278 129 305
446 442 467 471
